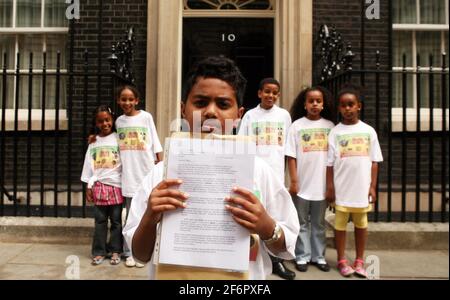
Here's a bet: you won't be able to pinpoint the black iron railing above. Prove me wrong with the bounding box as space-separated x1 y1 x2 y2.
0 48 132 218
318 52 449 223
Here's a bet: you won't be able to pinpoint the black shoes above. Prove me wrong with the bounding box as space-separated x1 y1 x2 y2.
295 262 308 272
272 261 296 280
311 261 331 272
295 261 331 272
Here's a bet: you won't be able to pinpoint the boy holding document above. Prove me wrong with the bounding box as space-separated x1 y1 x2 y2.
123 56 300 280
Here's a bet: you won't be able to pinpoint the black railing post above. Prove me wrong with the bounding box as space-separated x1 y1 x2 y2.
387 0 393 222
68 8 77 219
1 53 7 216
441 52 447 223
13 53 20 216
82 49 88 218
54 52 61 217
415 55 422 222
428 55 434 222
26 52 33 217
401 54 407 222
40 52 47 217
67 17 75 218
375 50 380 222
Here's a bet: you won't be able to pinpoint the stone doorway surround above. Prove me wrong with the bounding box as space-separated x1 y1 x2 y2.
145 0 313 142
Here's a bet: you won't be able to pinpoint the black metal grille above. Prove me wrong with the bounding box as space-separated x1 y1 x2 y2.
318 52 449 223
1 38 134 218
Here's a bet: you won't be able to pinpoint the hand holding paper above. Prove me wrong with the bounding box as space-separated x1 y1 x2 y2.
145 179 189 225
225 187 275 240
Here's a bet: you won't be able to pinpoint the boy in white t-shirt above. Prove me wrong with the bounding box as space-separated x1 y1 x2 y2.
326 87 383 278
115 85 163 267
122 56 299 280
238 78 292 181
237 78 295 280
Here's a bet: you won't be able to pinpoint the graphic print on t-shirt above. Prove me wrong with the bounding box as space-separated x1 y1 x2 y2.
251 121 284 146
299 128 331 152
91 146 120 169
337 133 370 158
117 127 148 151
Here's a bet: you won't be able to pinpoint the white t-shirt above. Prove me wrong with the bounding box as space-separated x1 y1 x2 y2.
123 157 299 280
81 132 121 188
285 117 335 201
238 105 292 182
115 110 163 197
327 121 383 208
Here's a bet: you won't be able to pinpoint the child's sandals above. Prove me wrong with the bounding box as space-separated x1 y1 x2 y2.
337 259 355 277
91 256 105 266
353 258 368 278
110 253 121 265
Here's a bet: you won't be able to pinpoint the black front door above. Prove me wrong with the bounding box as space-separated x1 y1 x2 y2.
183 18 274 111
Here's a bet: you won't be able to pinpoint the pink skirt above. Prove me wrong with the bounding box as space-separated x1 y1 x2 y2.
92 182 124 206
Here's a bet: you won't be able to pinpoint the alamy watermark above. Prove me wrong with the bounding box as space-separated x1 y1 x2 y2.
65 0 80 20
65 255 80 280
366 255 380 280
365 0 380 20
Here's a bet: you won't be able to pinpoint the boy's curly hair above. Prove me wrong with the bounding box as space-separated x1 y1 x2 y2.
182 56 247 107
258 78 280 91
290 86 336 123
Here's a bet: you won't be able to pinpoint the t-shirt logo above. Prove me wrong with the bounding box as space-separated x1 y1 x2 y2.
117 127 148 151
251 121 284 146
337 133 370 158
90 146 120 169
299 128 330 152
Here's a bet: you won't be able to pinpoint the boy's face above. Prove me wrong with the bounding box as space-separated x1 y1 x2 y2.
339 93 361 124
117 88 139 116
258 83 280 110
181 77 244 135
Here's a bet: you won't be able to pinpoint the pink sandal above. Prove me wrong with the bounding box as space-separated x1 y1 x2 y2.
337 259 355 277
353 258 368 278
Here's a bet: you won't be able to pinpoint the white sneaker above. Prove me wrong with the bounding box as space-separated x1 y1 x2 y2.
125 256 136 267
135 262 145 268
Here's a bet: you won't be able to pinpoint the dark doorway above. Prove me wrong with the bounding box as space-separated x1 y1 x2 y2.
183 18 274 111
